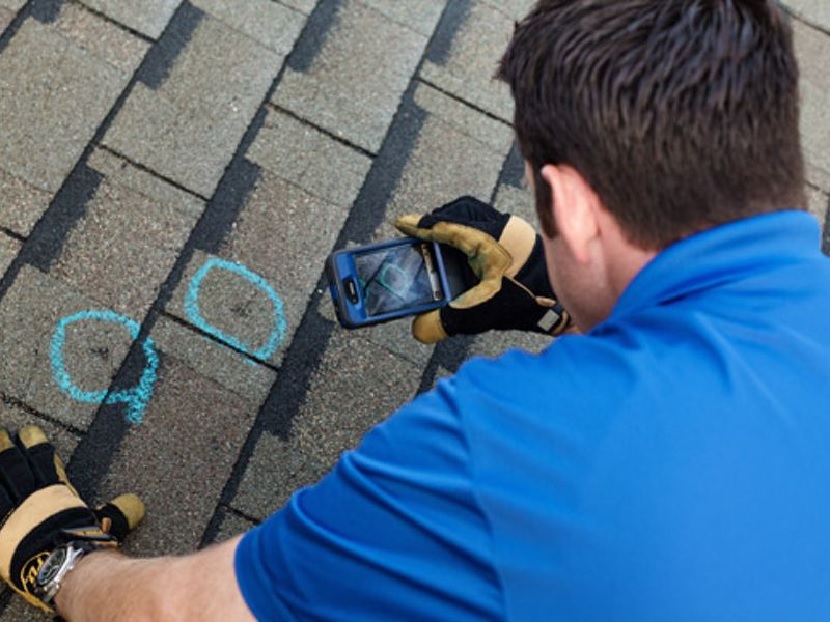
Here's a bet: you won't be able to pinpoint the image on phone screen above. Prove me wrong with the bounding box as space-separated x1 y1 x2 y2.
355 243 445 317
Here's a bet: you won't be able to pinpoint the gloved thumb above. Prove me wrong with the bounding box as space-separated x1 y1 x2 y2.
411 309 445 343
94 493 145 541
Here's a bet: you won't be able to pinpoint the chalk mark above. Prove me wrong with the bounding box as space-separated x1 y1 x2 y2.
50 310 159 425
185 258 287 361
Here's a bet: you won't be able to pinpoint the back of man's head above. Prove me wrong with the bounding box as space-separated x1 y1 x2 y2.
498 0 806 250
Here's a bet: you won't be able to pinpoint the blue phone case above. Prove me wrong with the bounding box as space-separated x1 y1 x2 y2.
326 238 458 329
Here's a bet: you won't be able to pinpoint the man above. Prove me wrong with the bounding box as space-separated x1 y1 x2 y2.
2 0 829 619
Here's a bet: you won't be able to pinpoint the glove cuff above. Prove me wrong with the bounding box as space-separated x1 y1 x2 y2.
533 298 571 336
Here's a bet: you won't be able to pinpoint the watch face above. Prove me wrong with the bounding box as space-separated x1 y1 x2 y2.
36 547 68 587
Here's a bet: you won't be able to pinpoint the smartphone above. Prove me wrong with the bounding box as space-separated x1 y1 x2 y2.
326 237 471 329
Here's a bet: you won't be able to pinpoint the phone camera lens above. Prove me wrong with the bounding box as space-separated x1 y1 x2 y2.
343 278 360 303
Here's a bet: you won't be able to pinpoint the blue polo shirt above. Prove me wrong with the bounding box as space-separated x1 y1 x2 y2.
236 210 830 621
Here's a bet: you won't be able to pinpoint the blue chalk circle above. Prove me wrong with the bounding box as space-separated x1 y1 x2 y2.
50 310 159 425
185 258 286 361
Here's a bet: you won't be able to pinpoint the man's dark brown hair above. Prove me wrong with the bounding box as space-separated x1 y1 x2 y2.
498 0 806 249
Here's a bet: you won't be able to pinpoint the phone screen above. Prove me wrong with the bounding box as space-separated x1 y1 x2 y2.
354 242 445 317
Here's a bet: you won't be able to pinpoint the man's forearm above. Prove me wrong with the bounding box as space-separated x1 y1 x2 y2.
55 535 255 621
56 552 172 620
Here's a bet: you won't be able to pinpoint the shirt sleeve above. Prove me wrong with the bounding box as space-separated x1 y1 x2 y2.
234 376 504 621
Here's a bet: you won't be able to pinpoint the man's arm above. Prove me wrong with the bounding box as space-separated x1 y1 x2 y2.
56 535 255 621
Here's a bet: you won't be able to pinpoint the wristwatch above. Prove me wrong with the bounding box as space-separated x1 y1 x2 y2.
34 541 99 607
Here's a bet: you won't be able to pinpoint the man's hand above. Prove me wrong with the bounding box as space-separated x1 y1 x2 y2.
0 425 143 614
395 196 570 343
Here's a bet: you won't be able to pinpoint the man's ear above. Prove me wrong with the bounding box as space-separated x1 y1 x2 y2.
540 164 600 263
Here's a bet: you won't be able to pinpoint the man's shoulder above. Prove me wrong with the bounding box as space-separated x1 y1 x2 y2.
448 290 830 429
451 330 658 393
444 334 647 427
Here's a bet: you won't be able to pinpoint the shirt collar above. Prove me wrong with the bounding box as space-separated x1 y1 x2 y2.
609 210 823 322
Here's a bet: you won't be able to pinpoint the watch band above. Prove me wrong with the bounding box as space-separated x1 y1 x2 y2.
34 540 106 607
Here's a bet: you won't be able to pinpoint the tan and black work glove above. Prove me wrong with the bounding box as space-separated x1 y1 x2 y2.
396 196 570 344
0 425 144 614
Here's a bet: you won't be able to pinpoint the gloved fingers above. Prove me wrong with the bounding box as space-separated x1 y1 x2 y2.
0 430 12 453
422 197 540 281
15 426 48 450
395 217 512 282
414 212 536 281
16 425 77 496
94 493 145 541
395 215 483 270
419 196 510 240
0 428 36 506
395 214 441 243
